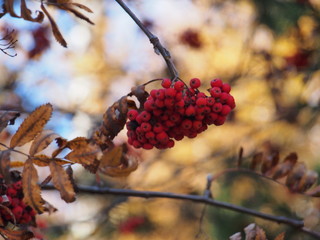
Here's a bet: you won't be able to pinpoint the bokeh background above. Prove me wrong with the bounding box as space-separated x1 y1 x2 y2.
1 0 320 239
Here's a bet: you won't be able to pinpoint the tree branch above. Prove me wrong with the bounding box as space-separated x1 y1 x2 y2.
114 0 179 80
40 184 320 239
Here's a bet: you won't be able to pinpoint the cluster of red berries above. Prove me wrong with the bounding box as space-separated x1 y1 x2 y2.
126 78 235 149
0 173 36 225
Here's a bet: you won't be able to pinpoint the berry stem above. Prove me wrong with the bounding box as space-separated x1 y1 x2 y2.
114 0 179 80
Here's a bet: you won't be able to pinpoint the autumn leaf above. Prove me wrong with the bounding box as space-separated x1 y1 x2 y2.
250 152 263 171
10 161 25 168
40 3 67 47
32 154 70 167
285 162 306 191
49 161 76 202
65 142 100 166
272 152 298 180
3 0 20 18
29 130 60 156
20 0 44 22
0 110 20 133
10 103 53 148
66 137 91 150
0 150 11 183
0 227 34 240
22 158 45 214
274 232 285 240
57 2 94 25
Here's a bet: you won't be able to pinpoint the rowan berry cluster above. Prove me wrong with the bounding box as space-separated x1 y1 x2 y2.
126 78 235 149
0 173 36 225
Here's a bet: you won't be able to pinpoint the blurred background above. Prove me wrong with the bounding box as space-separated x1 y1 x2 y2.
0 0 320 239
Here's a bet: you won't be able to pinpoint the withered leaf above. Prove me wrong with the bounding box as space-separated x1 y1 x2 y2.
0 204 16 225
255 227 267 240
29 130 60 156
66 137 90 150
3 0 20 18
49 161 75 202
285 163 306 192
99 145 138 177
10 161 25 168
274 232 285 240
58 3 94 25
65 143 100 165
244 223 256 240
22 158 45 214
250 152 263 171
0 110 20 133
229 233 242 240
0 150 11 183
32 154 70 167
261 151 279 175
299 170 318 192
0 227 34 240
20 0 44 22
306 185 320 197
272 153 298 180
129 85 149 107
10 103 53 148
41 3 67 47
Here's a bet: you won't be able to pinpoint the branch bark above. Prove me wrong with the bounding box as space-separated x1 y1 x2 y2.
114 0 179 80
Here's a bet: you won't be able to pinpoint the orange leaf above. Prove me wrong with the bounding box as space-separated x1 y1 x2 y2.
65 143 100 165
274 232 285 240
0 110 20 133
49 161 76 202
29 130 60 156
32 154 71 167
10 161 25 168
0 227 34 240
40 3 67 47
66 137 90 150
0 150 11 183
22 158 45 214
10 103 53 148
255 227 267 240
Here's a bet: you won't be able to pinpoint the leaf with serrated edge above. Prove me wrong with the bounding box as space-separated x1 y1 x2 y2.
65 143 100 165
0 110 20 133
49 161 75 202
32 154 70 167
0 227 34 240
274 232 285 240
29 130 59 156
22 158 45 214
41 3 67 47
10 103 53 148
66 137 90 150
0 150 11 183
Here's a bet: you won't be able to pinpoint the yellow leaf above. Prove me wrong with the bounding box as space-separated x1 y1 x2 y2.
10 103 53 148
49 161 76 202
32 154 71 167
29 130 60 156
22 158 45 214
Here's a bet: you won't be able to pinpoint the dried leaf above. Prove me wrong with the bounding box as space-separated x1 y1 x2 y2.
99 145 138 177
20 0 44 22
261 151 279 175
71 2 93 13
306 185 320 197
22 158 45 214
272 153 298 180
49 161 75 202
0 150 11 183
285 163 306 191
10 161 25 168
65 143 100 165
274 232 285 240
4 0 20 18
66 137 90 150
59 4 94 25
0 227 34 240
229 233 242 240
0 204 16 225
244 223 256 240
250 152 263 170
29 130 60 156
52 137 68 157
129 85 149 107
255 227 267 240
32 154 70 167
41 3 67 47
0 110 20 133
299 171 318 192
10 103 53 148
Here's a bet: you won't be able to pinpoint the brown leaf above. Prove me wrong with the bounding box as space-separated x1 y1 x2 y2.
229 233 242 240
65 143 100 166
0 110 20 133
10 103 53 148
0 227 34 240
20 0 44 22
3 0 20 18
0 150 11 183
274 232 285 240
306 185 320 197
40 3 67 47
71 2 93 13
285 163 306 192
272 153 298 180
52 137 68 157
22 158 45 214
99 145 138 177
29 130 60 156
59 4 94 25
261 150 279 175
10 161 25 168
298 170 318 192
129 85 149 107
255 227 267 240
66 137 90 150
49 161 76 202
250 152 263 171
32 154 71 167
0 204 16 225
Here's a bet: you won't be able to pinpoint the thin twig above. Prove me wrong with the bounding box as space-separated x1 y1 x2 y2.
0 29 18 57
114 0 179 80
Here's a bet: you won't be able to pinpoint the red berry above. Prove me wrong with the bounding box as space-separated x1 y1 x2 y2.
226 95 236 109
13 181 22 190
127 109 139 121
164 88 177 98
210 87 221 98
140 111 151 122
192 121 202 130
155 99 165 108
197 92 206 98
133 140 142 148
153 109 163 117
145 131 155 140
174 81 185 91
174 134 184 141
181 119 192 130
141 122 152 132
155 89 165 100
212 103 223 113
206 97 215 106
144 99 155 111
150 89 158 98
210 78 223 88
170 113 181 123
156 131 169 143
214 116 226 126
161 78 172 88
221 83 231 93
143 143 154 150
196 98 206 108
175 100 185 109
164 98 175 108
221 105 232 116
153 123 164 133
189 78 201 89
7 188 17 197
165 120 175 128
219 92 229 104
12 205 23 220
166 139 175 148
175 91 183 101
185 105 196 117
